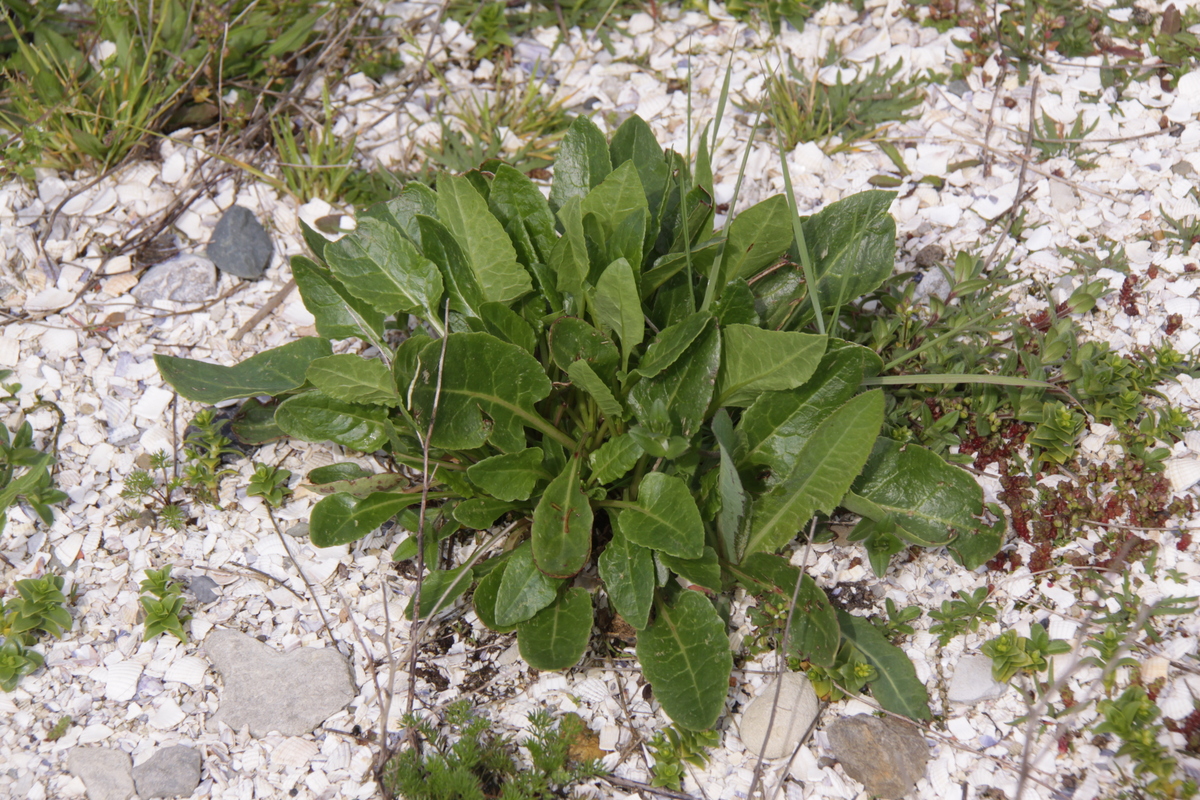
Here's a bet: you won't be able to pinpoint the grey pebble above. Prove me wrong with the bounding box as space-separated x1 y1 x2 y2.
206 206 273 279
187 575 220 605
132 254 218 304
67 747 136 800
132 745 201 799
826 714 931 799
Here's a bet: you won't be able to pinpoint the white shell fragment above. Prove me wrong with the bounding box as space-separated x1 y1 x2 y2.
1166 458 1200 493
104 661 144 702
163 656 208 687
270 737 320 769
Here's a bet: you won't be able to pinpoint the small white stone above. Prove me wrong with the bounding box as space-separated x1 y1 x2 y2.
947 655 1006 704
39 327 78 359
26 289 76 311
738 672 819 759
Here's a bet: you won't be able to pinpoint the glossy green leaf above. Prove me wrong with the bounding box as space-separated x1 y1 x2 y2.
324 217 443 318
948 514 1005 571
609 114 669 227
837 610 932 721
732 553 840 668
299 218 330 262
474 560 517 633
304 470 410 497
804 191 897 309
291 255 385 341
549 316 619 379
598 523 654 630
307 463 371 483
594 258 643 372
716 326 826 407
466 448 545 502
549 115 611 213
628 318 720 438
744 390 884 556
549 197 589 297
567 360 625 421
711 411 745 563
306 355 398 407
453 498 516 529
635 311 710 378
405 566 475 620
275 391 389 452
736 341 882 480
155 337 332 403
416 214 485 318
517 587 593 670
846 438 984 547
713 278 760 326
494 542 564 626
660 547 721 592
618 472 704 559
587 433 643 485
361 182 438 242
410 333 554 453
309 490 424 547
478 302 536 355
436 175 533 305
531 455 593 578
581 161 649 269
637 590 732 731
228 397 286 445
719 194 794 285
489 164 557 264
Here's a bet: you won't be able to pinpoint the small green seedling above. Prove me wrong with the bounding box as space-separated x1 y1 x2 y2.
0 638 43 691
2 574 72 642
139 566 189 643
46 714 72 741
981 623 1070 683
247 463 293 508
928 587 998 646
648 724 720 791
1094 685 1197 800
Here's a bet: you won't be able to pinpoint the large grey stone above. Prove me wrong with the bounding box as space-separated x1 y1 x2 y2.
131 254 217 304
132 745 201 799
206 205 272 279
67 747 136 800
947 654 1007 705
826 715 931 800
205 628 355 736
738 672 820 759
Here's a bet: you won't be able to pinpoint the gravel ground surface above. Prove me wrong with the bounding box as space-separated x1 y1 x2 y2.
3 2 1200 799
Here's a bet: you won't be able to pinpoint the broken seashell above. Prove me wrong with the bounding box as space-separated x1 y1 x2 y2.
163 656 208 687
105 661 143 702
1141 655 1170 683
270 736 320 769
1165 458 1200 493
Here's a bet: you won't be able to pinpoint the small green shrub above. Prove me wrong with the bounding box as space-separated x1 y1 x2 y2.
0 573 71 691
0 638 43 692
0 373 68 534
119 409 241 528
648 725 719 791
927 586 997 646
382 700 604 800
980 623 1070 683
154 114 1006 729
2 575 72 642
138 565 189 642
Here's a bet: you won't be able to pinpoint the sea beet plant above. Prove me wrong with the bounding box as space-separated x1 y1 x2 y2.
153 115 1003 729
